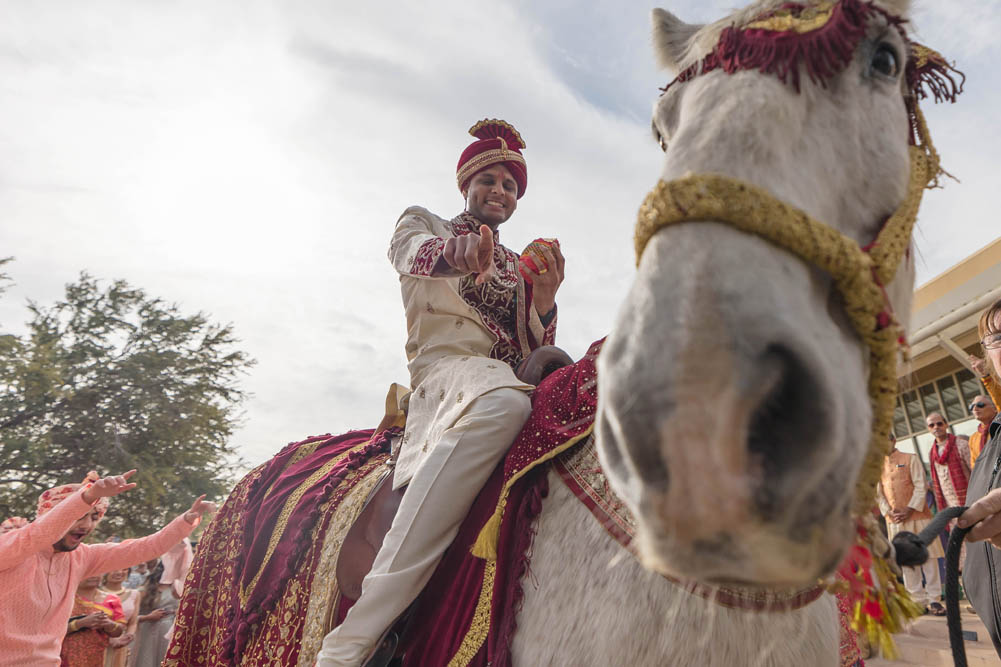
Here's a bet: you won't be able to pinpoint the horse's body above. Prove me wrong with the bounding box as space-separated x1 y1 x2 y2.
513 465 839 665
169 1 959 664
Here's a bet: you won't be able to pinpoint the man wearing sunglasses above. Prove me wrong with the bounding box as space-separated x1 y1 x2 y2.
968 395 998 469
927 412 971 521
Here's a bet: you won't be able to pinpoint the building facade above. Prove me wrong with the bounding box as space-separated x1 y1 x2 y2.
894 236 1001 464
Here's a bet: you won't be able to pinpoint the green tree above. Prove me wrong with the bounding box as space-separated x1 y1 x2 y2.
0 272 254 537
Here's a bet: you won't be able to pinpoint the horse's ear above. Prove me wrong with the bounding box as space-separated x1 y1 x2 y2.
651 8 701 73
877 0 911 17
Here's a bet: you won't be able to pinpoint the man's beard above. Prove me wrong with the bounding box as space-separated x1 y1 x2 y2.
52 538 80 552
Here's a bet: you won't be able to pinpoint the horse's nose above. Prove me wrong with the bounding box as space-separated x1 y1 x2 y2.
597 333 834 540
745 342 829 519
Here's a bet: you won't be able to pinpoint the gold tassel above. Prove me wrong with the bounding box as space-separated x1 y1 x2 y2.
470 508 503 560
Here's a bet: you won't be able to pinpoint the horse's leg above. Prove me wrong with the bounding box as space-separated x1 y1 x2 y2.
512 471 840 666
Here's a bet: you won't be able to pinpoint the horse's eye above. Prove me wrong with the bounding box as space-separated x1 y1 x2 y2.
654 128 667 152
870 43 899 78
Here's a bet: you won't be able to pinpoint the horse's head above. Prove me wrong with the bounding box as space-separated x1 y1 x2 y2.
597 0 958 588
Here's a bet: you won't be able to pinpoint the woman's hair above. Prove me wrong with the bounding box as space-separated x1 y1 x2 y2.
979 296 1001 381
140 560 165 614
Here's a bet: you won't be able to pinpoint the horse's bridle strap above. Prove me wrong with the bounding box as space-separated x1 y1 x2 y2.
632 108 939 514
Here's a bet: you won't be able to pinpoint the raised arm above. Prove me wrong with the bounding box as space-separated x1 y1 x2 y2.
0 470 136 571
83 496 215 577
389 208 496 283
984 376 1001 414
522 244 563 348
389 209 451 279
969 355 1001 409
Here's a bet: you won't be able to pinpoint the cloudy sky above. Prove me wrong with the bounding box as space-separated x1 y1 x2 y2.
2 0 998 467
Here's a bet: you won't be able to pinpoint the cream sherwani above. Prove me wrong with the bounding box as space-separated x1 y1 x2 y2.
317 207 556 665
387 206 555 488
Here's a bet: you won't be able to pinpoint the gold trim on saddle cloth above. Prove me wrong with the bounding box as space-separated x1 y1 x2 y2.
298 464 388 666
240 446 358 606
446 560 497 667
471 425 595 560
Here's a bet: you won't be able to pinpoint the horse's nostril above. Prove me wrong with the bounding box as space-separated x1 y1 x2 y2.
747 344 826 519
597 408 671 493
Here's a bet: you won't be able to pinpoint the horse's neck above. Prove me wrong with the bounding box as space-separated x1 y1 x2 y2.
511 469 840 666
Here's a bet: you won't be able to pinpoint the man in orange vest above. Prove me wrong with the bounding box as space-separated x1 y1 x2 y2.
878 445 945 615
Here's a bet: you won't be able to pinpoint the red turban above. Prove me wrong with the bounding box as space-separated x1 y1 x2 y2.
456 119 528 199
37 471 110 520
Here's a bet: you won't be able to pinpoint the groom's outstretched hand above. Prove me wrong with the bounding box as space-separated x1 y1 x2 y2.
441 225 497 284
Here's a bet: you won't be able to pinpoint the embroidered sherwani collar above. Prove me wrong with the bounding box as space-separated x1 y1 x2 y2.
452 212 501 243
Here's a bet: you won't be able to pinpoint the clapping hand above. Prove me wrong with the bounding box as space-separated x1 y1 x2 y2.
81 471 137 505
99 618 123 635
77 612 108 630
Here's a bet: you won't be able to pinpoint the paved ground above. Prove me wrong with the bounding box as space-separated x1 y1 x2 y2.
865 609 1000 666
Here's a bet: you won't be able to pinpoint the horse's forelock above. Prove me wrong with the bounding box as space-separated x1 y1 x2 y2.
676 0 914 74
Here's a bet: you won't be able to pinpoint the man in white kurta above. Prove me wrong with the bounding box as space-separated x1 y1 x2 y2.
877 447 944 612
317 119 563 665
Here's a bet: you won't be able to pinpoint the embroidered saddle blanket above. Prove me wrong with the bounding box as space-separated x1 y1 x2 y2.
166 338 859 666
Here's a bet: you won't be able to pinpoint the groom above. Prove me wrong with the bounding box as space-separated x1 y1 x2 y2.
317 119 564 665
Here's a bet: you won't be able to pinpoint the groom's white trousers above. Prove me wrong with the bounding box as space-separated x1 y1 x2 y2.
316 387 532 666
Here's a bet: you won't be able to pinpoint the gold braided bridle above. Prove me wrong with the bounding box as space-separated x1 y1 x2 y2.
634 105 941 515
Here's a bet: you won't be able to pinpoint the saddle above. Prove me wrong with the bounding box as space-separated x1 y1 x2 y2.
334 345 574 601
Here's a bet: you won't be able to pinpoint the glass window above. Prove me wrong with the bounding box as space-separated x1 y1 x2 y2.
903 390 925 434
919 383 943 421
957 369 983 407
895 436 916 455
952 417 979 439
893 397 909 437
937 376 965 422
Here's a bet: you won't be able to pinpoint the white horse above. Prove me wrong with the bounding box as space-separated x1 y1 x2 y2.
518 1 921 664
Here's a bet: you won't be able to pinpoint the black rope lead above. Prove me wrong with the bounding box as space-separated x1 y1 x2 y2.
892 505 970 667
945 511 972 667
